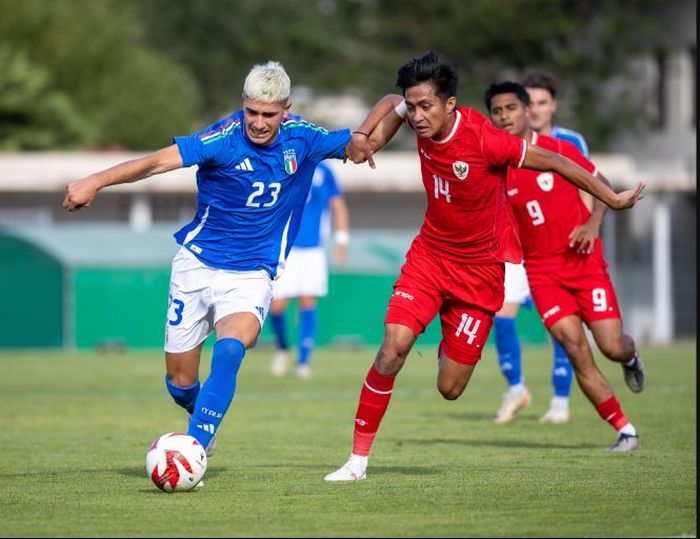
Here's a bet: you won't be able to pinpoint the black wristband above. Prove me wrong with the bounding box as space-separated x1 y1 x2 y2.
352 130 369 137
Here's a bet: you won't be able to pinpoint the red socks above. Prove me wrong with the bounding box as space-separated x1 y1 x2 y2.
352 365 396 456
595 395 629 431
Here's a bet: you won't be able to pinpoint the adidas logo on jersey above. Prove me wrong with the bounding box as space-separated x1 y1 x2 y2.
235 158 254 171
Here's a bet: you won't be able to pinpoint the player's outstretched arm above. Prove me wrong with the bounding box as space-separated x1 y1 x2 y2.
346 94 404 168
63 144 184 212
523 144 645 210
569 172 614 253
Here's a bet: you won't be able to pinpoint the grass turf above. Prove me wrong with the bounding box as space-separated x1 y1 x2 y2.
0 342 695 537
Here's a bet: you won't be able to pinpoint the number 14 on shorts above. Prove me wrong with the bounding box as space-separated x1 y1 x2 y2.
455 314 481 344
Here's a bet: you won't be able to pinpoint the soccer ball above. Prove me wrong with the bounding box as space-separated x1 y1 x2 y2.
146 432 207 492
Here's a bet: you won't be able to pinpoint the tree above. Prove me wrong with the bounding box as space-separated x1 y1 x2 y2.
0 46 87 150
0 0 201 150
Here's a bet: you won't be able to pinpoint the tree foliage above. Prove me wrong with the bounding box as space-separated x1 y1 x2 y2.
0 0 664 150
0 0 200 150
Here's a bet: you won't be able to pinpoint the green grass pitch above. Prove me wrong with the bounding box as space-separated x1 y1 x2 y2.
0 342 695 537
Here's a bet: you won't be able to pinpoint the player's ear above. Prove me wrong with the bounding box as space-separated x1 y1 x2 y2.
283 100 292 112
551 98 558 113
445 96 457 114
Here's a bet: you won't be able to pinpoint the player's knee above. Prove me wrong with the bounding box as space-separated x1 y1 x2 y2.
598 339 627 362
374 345 407 375
437 380 466 401
167 372 198 387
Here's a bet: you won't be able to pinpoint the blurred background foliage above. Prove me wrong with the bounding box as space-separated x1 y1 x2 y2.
0 0 661 151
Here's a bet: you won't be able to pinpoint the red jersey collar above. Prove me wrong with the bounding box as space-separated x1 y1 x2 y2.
433 109 462 145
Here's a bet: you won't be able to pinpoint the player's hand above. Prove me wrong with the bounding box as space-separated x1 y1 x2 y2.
345 133 376 169
63 177 99 212
568 222 599 254
334 244 347 265
612 181 646 210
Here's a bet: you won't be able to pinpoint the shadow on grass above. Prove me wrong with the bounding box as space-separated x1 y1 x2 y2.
401 437 598 450
117 465 225 479
369 465 445 476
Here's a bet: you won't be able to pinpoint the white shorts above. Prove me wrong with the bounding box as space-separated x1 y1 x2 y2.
504 262 531 305
272 246 328 299
164 248 274 353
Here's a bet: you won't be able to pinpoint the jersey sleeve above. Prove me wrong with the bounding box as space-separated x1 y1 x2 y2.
307 128 352 163
173 116 239 168
559 139 597 175
480 122 528 169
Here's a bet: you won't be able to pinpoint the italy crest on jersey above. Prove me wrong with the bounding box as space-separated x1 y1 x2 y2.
284 149 298 175
452 161 469 180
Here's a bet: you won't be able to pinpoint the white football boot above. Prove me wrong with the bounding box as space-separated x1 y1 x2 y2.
296 363 312 379
539 397 571 424
494 386 532 425
271 350 289 377
324 454 368 481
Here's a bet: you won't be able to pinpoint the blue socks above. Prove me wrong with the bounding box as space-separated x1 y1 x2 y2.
187 338 245 448
494 316 523 387
551 336 573 398
165 377 200 414
297 307 317 365
269 313 288 350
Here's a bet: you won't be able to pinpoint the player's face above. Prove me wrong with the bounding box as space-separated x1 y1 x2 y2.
243 99 291 146
525 87 557 132
489 93 530 137
404 82 456 140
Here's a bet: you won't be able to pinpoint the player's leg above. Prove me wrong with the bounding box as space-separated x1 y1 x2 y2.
493 262 531 424
435 298 496 401
187 312 261 449
187 269 273 452
540 335 573 424
324 323 417 481
326 244 442 481
574 259 644 392
588 318 644 393
296 295 318 379
163 249 214 424
436 352 477 400
494 302 524 389
165 343 204 415
294 247 328 378
548 315 640 451
269 297 290 377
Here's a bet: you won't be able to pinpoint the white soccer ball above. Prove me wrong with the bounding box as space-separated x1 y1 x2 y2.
146 432 207 492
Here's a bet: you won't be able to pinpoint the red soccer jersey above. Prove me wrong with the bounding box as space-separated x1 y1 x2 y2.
412 106 528 264
506 132 598 262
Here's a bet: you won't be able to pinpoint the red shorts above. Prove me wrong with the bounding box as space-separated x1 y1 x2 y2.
526 249 621 330
385 237 505 365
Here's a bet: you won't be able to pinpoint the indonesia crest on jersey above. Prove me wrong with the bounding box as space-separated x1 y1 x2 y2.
506 132 598 261
284 149 298 175
412 106 527 264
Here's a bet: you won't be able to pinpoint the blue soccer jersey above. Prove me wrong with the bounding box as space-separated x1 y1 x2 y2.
293 161 342 249
551 125 589 157
173 111 350 277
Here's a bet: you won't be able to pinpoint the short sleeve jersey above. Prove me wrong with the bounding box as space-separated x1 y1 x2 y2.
413 106 528 264
552 125 589 157
293 161 341 248
173 111 350 277
506 132 598 261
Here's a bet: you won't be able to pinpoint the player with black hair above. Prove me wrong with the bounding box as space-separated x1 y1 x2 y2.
324 52 645 481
